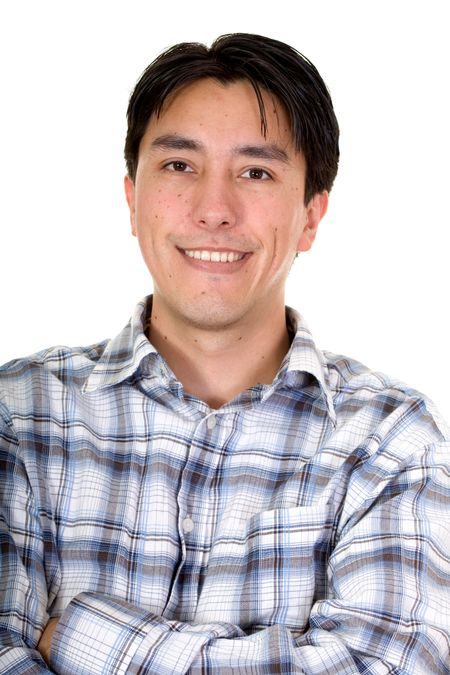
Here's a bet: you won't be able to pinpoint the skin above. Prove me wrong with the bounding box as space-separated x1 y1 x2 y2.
37 76 328 659
125 78 328 407
37 617 58 664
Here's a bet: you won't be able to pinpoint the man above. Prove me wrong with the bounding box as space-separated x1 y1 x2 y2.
0 33 449 674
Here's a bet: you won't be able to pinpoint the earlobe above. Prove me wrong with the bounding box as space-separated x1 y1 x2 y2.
297 191 328 253
124 175 137 236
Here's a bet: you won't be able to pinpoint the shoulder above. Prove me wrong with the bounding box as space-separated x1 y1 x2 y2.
323 350 449 449
0 340 109 419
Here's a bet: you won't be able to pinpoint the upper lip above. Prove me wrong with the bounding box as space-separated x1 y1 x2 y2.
177 246 248 253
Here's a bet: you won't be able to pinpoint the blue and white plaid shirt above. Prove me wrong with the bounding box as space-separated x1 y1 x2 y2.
1 297 449 674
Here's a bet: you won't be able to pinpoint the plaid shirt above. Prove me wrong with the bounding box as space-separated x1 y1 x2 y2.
1 297 449 674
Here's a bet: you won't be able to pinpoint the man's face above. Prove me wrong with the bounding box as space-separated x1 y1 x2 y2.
125 78 327 331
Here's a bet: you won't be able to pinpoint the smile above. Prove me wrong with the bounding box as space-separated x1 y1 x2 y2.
183 249 246 263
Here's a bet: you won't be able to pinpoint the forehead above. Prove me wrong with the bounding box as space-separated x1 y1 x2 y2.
145 77 295 148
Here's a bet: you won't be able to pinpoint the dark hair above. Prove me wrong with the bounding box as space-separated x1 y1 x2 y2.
125 33 339 204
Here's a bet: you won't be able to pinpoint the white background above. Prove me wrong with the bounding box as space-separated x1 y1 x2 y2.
0 0 448 416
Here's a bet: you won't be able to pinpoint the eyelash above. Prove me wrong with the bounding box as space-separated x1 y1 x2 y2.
162 161 272 180
164 160 193 172
241 167 272 180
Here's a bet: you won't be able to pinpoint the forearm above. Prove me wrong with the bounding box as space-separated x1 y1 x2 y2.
49 592 245 674
47 590 448 675
48 592 315 675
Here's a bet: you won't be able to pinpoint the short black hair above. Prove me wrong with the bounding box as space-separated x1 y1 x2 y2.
125 33 339 204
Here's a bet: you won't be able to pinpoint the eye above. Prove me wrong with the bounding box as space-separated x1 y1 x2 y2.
164 160 194 173
241 167 272 180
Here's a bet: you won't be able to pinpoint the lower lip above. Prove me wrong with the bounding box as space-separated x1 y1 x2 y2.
178 250 252 274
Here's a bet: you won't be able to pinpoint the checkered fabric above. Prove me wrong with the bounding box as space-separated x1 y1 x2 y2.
1 297 449 673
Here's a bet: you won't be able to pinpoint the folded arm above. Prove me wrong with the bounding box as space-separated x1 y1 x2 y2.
2 392 450 674
45 443 450 674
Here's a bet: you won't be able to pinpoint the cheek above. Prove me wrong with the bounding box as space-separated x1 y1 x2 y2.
139 188 192 227
268 216 304 270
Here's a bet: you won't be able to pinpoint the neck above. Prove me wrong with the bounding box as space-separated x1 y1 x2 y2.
147 299 291 408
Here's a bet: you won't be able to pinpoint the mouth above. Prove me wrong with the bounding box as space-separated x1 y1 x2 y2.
182 248 247 263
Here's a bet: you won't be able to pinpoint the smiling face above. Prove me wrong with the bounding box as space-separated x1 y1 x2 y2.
125 78 327 333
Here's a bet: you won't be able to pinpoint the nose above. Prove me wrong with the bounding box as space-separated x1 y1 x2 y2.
191 172 237 230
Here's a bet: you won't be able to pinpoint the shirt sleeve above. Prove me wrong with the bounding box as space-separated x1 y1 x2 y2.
0 407 56 674
49 441 450 675
50 593 245 674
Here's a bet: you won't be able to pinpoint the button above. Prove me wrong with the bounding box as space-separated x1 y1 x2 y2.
206 416 216 430
182 517 194 533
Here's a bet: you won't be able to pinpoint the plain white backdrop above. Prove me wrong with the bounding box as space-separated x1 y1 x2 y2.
1 0 448 416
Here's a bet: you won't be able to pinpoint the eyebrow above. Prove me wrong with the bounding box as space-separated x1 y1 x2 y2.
235 144 290 164
151 134 201 151
150 134 290 164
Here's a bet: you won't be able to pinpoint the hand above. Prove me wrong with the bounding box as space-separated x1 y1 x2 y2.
37 617 60 665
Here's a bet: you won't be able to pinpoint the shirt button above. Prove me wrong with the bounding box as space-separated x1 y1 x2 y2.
206 415 216 430
182 517 194 533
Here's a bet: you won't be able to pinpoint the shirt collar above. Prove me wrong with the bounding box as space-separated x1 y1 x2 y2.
83 297 157 393
83 298 337 424
277 307 337 425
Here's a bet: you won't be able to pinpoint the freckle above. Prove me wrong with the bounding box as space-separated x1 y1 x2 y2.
168 274 172 278
201 291 206 295
238 336 242 341
154 315 158 320
194 339 198 343
164 335 168 340
177 193 181 197
274 227 278 232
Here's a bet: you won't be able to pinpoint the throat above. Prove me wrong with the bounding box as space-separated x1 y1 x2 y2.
147 315 291 407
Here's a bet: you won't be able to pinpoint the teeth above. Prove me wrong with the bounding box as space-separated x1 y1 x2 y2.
184 249 245 262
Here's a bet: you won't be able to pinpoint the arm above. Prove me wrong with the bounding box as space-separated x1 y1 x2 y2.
0 409 56 673
46 441 450 674
3 381 449 675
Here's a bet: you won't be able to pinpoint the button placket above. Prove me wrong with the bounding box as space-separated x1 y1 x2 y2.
170 412 229 618
178 415 218 540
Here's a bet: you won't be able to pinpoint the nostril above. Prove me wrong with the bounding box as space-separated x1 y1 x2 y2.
197 217 233 228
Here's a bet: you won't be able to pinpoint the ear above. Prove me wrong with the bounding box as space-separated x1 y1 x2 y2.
124 175 137 236
297 191 328 253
